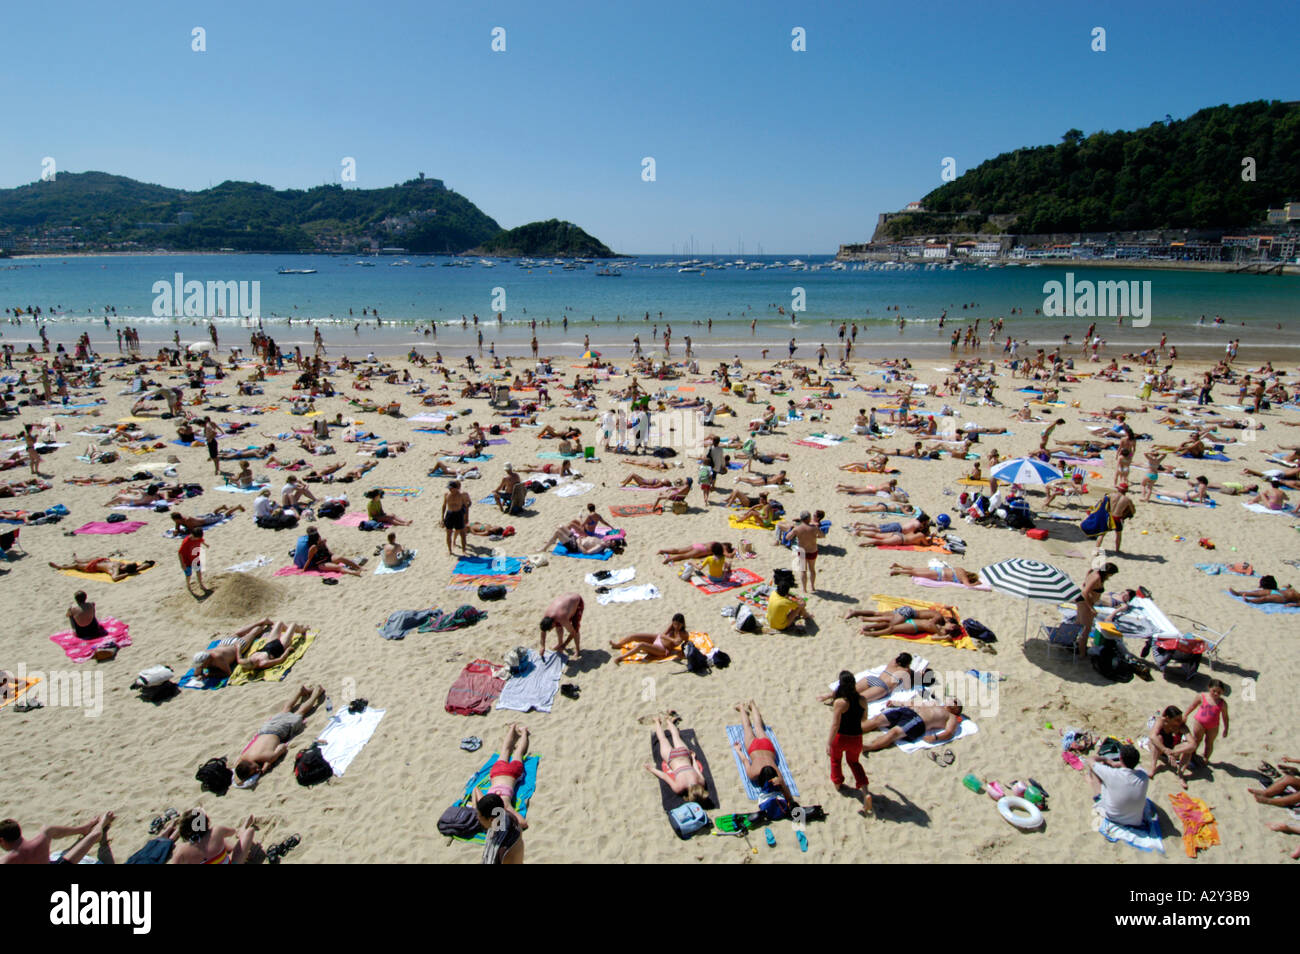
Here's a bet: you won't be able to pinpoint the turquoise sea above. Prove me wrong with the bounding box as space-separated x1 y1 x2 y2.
1 253 1296 359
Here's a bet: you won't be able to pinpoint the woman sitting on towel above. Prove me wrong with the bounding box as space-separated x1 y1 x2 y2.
847 605 962 638
644 714 709 804
816 653 922 705
611 612 690 664
66 590 105 640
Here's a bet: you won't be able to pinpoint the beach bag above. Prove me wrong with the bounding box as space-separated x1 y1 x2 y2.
668 802 709 839
437 805 482 839
133 665 174 689
294 743 333 786
709 649 731 669
682 641 710 675
1081 495 1114 537
317 501 345 519
1090 642 1132 683
196 757 233 796
477 584 507 601
734 605 760 633
759 795 790 821
358 519 385 531
963 618 996 643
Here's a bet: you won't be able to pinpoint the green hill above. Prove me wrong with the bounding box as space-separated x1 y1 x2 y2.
890 100 1300 237
0 172 612 255
475 219 614 257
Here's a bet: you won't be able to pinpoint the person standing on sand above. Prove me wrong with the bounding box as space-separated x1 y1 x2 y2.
790 510 822 593
203 417 224 476
1105 484 1136 553
179 527 209 595
539 592 583 657
441 480 471 555
1074 561 1117 655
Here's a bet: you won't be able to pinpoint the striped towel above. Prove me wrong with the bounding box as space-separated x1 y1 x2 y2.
725 724 800 800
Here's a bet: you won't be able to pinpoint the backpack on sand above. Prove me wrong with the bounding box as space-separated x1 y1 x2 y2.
294 742 333 786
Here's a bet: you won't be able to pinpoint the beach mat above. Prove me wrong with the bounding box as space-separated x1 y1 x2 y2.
689 567 763 595
453 555 522 575
1095 798 1165 854
724 724 800 800
57 563 156 583
866 594 976 650
610 503 658 518
727 513 773 531
375 551 417 574
74 521 147 535
448 573 522 592
453 753 542 845
49 617 131 663
619 630 713 664
552 543 613 560
651 727 720 812
274 565 343 580
318 706 386 776
496 649 565 713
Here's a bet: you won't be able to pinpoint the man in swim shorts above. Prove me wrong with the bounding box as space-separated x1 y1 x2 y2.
861 702 963 752
539 592 584 657
233 684 326 784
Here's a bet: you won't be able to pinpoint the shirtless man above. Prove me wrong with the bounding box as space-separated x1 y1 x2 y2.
191 617 276 681
1103 484 1136 552
441 480 471 555
539 592 584 657
1 812 114 864
789 510 822 592
1075 562 1117 655
169 506 244 534
233 685 327 784
382 531 415 568
735 468 788 488
861 702 963 752
493 463 522 510
48 555 155 581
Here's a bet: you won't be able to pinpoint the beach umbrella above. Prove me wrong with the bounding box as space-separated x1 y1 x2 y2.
582 349 601 360
988 456 1063 486
978 558 1083 637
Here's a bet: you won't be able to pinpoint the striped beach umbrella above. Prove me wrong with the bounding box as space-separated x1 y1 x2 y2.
988 457 1063 486
979 558 1083 636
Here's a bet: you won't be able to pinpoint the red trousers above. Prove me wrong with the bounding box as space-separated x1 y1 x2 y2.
830 733 868 788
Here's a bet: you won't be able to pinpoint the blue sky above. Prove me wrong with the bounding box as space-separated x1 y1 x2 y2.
2 0 1297 252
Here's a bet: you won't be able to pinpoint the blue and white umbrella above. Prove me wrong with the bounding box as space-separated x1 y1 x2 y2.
988 457 1064 486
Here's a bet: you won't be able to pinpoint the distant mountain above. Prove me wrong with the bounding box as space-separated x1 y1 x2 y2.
0 172 612 256
474 219 614 257
884 100 1300 238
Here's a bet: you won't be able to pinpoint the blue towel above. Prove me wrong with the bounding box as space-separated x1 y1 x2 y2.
1181 452 1230 462
496 649 565 713
442 453 492 463
455 753 542 844
725 724 801 800
453 555 522 575
551 543 613 560
178 640 229 690
1227 591 1300 613
536 451 584 460
478 495 535 507
1095 798 1165 853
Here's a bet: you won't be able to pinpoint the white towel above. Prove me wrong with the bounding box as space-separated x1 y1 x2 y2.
317 706 386 775
374 550 417 574
863 688 980 752
585 566 635 587
554 481 594 498
1241 501 1292 515
596 583 661 605
226 555 270 572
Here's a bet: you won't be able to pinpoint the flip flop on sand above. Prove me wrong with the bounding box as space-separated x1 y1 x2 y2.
928 748 955 767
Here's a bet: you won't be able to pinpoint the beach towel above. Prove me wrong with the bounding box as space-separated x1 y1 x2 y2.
724 724 800 800
792 440 830 450
1155 494 1216 508
445 659 506 714
1181 452 1230 462
57 563 156 583
955 478 991 488
552 542 613 560
227 630 317 685
1094 798 1165 854
74 521 147 535
1240 501 1294 516
178 639 232 690
1226 591 1300 613
727 514 773 531
226 555 270 572
453 555 522 576
49 617 131 663
610 503 658 518
379 609 439 640
651 727 720 812
332 511 368 527
585 566 635 587
496 649 565 713
377 486 422 499
213 483 269 494
553 481 594 498
0 676 40 709
478 494 535 508
596 583 661 605
689 566 763 595
1195 563 1252 576
536 451 584 460
274 565 343 580
1168 792 1220 858
375 550 417 574
317 706 386 776
453 753 542 844
875 543 952 554
863 689 980 751
442 453 492 463
910 576 990 591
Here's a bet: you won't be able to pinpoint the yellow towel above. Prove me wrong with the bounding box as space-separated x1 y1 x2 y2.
956 478 990 488
228 630 318 685
58 564 155 584
728 514 772 531
0 676 40 709
619 631 715 664
866 595 977 651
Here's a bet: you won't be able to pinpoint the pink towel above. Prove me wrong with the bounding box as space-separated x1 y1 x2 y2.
50 617 131 662
274 565 343 579
911 577 991 591
74 521 147 535
332 512 367 527
1062 750 1086 771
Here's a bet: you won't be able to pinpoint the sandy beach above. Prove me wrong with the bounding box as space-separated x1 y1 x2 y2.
1 339 1297 865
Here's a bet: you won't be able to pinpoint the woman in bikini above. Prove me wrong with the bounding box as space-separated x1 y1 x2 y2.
49 556 155 581
887 562 980 586
657 541 735 564
1183 679 1230 764
472 724 531 833
644 715 709 804
848 605 962 638
620 473 679 488
170 810 256 865
611 613 689 664
816 653 921 705
856 530 940 548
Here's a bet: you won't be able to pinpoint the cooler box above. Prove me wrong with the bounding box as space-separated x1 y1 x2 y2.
1026 528 1049 540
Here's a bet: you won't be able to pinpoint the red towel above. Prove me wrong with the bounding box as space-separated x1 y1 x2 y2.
445 659 505 715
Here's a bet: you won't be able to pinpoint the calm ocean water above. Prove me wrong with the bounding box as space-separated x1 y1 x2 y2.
1 253 1296 358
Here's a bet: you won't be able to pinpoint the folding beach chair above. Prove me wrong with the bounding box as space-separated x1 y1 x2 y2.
0 527 25 560
1038 620 1083 664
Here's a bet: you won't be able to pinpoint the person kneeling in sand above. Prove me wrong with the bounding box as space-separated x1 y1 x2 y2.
233 685 327 785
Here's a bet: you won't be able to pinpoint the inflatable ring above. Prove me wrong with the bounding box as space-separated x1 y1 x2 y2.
997 795 1044 831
